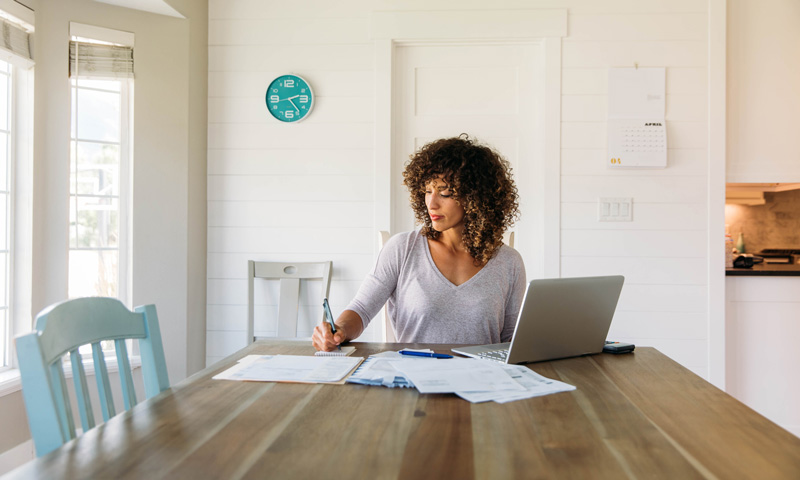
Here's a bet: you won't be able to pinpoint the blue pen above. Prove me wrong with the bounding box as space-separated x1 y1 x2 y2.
399 350 453 359
322 298 340 351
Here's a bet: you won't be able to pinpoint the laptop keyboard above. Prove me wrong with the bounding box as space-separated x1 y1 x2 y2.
476 348 509 363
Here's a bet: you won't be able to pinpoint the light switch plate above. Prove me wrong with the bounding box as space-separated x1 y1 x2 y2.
598 197 633 222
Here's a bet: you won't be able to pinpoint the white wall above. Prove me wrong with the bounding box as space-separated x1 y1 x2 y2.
207 0 712 377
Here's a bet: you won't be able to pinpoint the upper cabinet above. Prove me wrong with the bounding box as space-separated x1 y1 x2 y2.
727 0 800 182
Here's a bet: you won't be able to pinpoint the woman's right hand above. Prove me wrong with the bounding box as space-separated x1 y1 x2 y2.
312 321 347 351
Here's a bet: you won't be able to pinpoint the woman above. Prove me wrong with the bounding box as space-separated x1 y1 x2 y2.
312 135 525 351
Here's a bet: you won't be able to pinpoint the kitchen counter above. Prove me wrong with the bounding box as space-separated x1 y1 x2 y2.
726 263 800 276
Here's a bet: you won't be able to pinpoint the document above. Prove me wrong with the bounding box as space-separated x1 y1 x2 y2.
455 365 576 403
213 355 362 384
346 352 413 388
392 357 526 394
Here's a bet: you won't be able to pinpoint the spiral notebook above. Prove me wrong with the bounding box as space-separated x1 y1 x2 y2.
314 346 356 357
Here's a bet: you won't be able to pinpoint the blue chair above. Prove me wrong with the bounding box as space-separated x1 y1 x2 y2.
16 297 170 457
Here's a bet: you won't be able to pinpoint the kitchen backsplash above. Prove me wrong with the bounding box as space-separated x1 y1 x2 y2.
725 188 800 254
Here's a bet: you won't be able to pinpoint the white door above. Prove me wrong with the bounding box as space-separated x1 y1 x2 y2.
392 43 543 276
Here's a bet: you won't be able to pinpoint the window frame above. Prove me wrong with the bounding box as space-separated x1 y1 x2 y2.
1 55 34 374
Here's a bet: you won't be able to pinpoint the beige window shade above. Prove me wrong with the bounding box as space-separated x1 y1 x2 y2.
0 18 32 64
69 41 133 78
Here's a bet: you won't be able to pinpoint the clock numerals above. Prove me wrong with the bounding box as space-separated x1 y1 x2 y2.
269 95 279 103
283 79 295 88
284 111 294 119
299 95 309 104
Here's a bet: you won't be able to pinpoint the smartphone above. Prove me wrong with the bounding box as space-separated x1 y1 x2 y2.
322 298 336 333
603 341 635 354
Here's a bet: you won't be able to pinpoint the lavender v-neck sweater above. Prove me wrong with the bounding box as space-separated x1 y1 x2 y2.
346 229 526 344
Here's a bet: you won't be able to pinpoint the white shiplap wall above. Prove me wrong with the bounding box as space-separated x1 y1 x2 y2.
207 0 711 377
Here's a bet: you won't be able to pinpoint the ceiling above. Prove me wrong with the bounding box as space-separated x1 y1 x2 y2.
93 0 184 18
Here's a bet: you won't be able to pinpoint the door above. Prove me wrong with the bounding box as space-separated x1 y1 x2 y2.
392 43 542 274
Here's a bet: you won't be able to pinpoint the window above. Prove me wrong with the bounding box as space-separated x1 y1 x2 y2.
68 76 131 302
0 9 34 372
67 30 133 307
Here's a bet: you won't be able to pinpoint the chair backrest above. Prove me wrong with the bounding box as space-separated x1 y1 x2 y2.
503 230 515 248
377 231 397 342
247 261 332 343
16 297 170 457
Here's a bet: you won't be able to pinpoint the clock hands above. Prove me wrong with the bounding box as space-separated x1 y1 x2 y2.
277 95 301 113
287 97 300 113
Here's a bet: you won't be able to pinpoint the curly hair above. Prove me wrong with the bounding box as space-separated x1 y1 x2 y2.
402 135 520 266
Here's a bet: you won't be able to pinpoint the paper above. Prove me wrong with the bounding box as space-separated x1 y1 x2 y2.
608 67 665 119
392 357 525 394
346 353 414 388
213 355 362 384
315 346 356 357
455 365 576 403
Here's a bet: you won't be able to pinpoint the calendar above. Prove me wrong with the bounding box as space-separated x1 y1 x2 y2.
607 119 667 168
607 68 667 169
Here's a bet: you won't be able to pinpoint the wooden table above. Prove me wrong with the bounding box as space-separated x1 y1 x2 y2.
6 341 800 479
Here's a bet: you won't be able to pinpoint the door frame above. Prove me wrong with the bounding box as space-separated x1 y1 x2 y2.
371 9 567 282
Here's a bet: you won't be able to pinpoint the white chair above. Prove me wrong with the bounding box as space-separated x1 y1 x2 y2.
377 231 397 342
503 230 515 248
247 261 332 344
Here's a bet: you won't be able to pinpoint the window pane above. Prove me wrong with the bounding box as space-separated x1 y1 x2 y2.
76 142 119 196
77 78 121 92
74 197 119 248
71 87 76 139
0 73 8 132
76 88 120 142
68 249 119 298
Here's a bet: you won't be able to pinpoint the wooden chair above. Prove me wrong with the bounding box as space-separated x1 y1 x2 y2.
16 297 170 457
247 261 332 343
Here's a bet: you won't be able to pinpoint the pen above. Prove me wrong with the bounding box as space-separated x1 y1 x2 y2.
322 298 340 351
399 350 453 359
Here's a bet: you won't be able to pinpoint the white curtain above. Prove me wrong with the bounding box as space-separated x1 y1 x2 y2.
69 41 134 78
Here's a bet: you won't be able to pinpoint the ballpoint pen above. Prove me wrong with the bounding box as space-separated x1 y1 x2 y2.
399 350 453 359
322 298 340 351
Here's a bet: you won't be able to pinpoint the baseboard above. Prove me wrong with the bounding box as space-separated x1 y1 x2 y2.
0 439 34 476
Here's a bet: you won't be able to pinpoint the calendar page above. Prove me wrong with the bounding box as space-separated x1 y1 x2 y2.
607 68 667 169
607 119 667 168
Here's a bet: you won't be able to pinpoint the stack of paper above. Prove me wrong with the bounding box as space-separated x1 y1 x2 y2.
347 351 575 403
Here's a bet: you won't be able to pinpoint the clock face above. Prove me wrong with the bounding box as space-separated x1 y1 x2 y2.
265 74 314 123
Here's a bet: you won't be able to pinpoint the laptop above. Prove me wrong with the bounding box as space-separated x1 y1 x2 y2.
451 275 624 364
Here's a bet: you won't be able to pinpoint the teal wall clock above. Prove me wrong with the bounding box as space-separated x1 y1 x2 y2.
265 74 314 123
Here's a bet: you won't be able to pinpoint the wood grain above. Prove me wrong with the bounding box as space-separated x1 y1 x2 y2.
6 343 800 479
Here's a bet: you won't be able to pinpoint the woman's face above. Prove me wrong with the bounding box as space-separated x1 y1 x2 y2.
425 176 465 233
